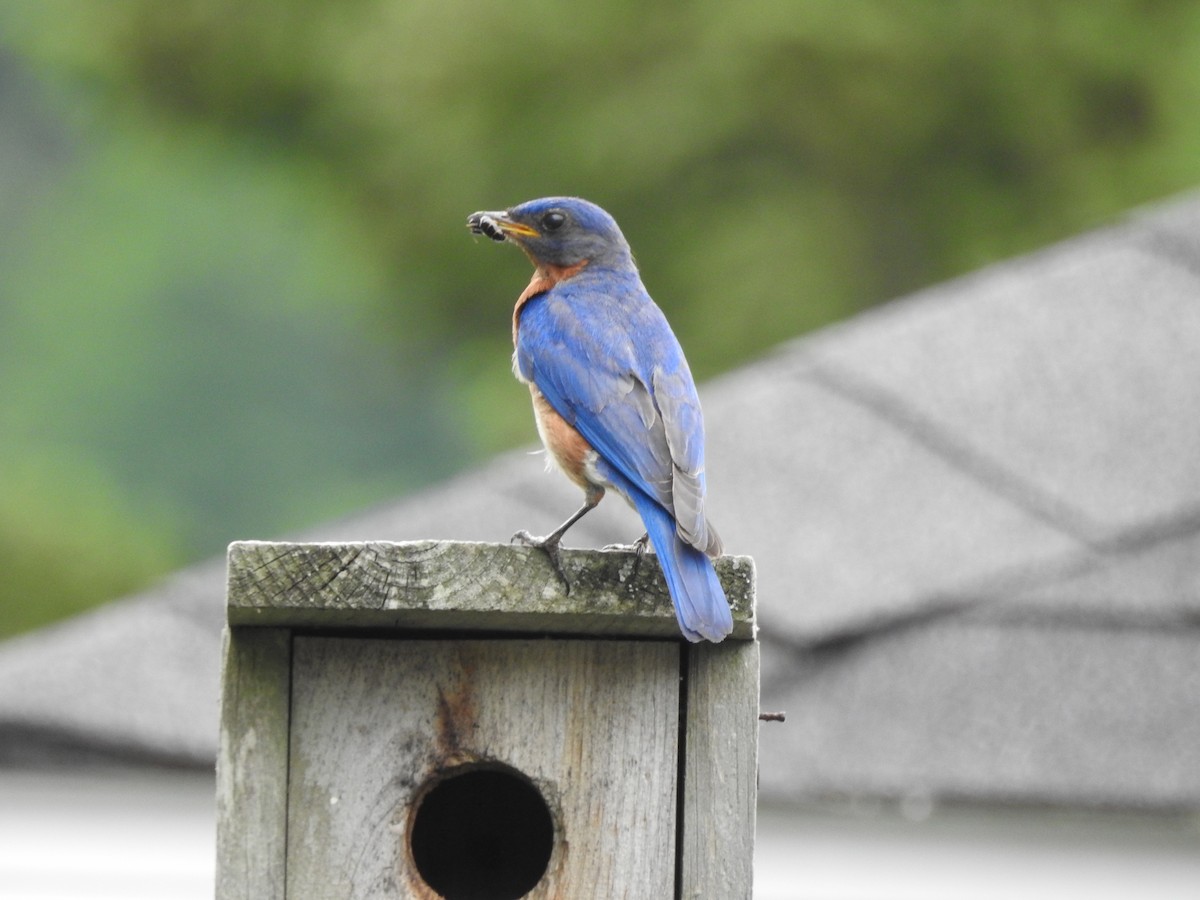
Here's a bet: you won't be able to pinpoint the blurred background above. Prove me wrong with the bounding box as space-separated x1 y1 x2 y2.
4 4 1200 899
5 0 1200 638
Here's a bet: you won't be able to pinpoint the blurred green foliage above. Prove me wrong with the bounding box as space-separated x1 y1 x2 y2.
2 0 1200 637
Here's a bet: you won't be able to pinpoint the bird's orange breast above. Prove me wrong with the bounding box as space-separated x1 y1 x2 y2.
529 385 595 489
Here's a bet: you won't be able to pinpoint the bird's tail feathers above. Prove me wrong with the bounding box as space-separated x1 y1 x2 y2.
633 493 733 643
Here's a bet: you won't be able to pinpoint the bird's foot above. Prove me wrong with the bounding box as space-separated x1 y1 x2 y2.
602 533 650 554
603 533 650 579
511 530 570 592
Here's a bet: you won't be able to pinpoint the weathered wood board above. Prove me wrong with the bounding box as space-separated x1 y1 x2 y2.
215 627 291 900
227 540 756 640
285 638 681 899
681 640 761 899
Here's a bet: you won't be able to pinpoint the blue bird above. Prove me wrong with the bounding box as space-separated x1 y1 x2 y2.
467 197 733 642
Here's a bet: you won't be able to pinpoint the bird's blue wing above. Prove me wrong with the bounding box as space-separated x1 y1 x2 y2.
516 275 717 554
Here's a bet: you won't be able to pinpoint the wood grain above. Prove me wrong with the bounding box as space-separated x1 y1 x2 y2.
215 627 291 900
227 540 756 640
680 640 761 899
285 638 681 899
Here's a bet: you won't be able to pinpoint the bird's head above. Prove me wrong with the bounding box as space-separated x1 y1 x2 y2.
467 197 633 269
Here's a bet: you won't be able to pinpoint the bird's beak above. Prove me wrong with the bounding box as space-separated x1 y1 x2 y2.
467 210 540 242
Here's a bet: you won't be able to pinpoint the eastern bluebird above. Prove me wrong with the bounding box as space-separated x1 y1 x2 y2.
467 197 733 642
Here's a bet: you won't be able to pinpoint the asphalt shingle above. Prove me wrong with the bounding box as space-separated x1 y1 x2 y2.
761 620 1200 809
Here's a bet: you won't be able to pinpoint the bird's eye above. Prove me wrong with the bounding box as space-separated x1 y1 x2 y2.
542 211 566 232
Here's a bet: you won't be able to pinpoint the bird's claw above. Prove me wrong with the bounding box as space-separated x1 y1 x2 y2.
511 530 571 592
602 533 650 579
602 533 650 554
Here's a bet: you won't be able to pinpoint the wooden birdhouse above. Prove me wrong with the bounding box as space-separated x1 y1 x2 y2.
216 540 758 899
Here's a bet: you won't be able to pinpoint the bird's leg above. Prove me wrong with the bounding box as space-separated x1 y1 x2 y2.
512 486 604 591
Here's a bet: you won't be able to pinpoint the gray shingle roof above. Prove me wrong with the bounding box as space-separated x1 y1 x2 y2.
2 191 1199 811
